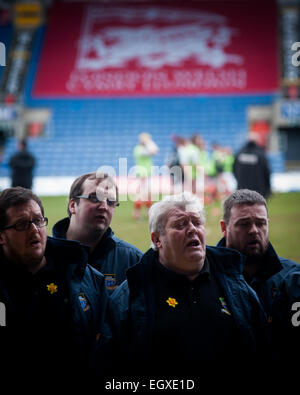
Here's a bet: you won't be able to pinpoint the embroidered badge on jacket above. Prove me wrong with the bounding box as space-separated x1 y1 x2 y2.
104 274 117 291
78 293 90 312
219 297 231 316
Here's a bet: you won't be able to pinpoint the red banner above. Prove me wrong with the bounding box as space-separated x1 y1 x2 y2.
33 1 278 97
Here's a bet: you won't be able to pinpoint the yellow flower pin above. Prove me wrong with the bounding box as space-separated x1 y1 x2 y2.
47 283 58 294
166 297 178 308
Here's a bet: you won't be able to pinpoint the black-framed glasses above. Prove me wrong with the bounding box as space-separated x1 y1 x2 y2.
75 193 119 207
2 217 48 232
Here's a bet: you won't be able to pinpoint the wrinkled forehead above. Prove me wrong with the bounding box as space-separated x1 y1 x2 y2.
83 177 117 197
230 203 268 221
167 205 203 221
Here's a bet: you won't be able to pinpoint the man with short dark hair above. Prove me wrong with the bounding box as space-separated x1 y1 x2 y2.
218 189 300 362
0 187 107 379
218 189 300 317
98 192 268 379
52 172 142 292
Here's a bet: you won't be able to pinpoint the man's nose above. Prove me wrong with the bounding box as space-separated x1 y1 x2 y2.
28 221 39 232
249 223 258 233
96 198 108 208
187 222 197 235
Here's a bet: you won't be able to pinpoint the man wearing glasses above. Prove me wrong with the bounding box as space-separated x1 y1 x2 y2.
52 172 142 293
0 187 108 380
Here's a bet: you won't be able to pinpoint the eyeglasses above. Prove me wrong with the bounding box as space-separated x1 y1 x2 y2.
75 193 119 207
2 217 48 232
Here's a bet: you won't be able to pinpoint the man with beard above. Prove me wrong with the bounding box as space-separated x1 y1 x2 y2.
0 187 107 381
218 189 300 319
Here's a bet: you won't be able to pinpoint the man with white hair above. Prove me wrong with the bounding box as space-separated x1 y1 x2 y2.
98 192 268 378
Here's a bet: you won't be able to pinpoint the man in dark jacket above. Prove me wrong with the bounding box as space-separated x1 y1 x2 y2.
9 139 35 189
0 187 108 381
52 172 142 293
233 132 271 198
98 192 268 381
218 189 300 318
218 189 300 362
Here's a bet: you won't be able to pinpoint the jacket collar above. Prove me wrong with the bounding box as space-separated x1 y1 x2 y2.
126 248 156 293
205 245 244 275
126 245 244 291
155 255 211 284
217 237 283 280
0 236 88 281
52 217 70 238
52 217 116 253
90 227 116 258
44 236 88 281
216 237 227 248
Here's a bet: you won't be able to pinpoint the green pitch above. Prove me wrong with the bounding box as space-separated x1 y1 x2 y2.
41 192 300 263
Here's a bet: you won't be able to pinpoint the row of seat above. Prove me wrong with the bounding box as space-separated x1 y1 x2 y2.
1 133 285 177
0 24 283 179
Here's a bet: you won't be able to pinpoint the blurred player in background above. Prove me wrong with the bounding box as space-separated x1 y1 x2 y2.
133 133 159 220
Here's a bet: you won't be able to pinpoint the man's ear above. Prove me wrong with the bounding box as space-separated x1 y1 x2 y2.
68 199 77 216
220 220 227 237
151 231 162 249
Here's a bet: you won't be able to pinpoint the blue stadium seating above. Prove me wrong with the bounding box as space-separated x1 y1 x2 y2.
0 26 283 178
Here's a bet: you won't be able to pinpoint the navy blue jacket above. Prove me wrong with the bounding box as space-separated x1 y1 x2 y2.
52 217 143 293
217 237 300 316
98 246 269 375
9 149 35 189
0 236 107 341
233 140 271 198
268 270 300 361
0 236 108 378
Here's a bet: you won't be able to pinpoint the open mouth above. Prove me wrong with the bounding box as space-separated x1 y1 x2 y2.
247 240 260 249
186 240 200 247
30 240 41 246
248 240 259 246
96 215 106 221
